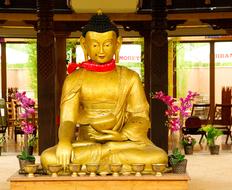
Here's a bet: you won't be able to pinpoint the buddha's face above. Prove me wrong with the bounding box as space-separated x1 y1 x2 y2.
81 31 121 64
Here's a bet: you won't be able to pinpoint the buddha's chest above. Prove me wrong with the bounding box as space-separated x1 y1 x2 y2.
80 71 119 101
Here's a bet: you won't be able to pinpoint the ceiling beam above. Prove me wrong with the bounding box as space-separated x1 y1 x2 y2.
1 11 232 23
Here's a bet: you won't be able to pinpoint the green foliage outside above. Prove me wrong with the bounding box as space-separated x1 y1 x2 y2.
66 38 79 63
7 41 37 100
176 42 232 99
176 42 210 98
27 41 37 100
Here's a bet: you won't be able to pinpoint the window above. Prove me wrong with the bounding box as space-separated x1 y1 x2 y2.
215 42 232 104
176 42 210 103
6 41 37 100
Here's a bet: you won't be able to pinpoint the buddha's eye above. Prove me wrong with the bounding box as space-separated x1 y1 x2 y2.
104 42 112 47
92 43 98 48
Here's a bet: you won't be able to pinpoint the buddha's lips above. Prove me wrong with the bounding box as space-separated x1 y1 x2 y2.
67 59 116 74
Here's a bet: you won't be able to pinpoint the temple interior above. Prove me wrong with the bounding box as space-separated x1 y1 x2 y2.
0 1 232 190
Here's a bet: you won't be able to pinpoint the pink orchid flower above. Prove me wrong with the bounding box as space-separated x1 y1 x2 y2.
15 92 36 134
153 91 199 132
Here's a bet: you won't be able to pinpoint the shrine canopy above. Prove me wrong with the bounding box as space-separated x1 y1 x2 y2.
68 0 140 13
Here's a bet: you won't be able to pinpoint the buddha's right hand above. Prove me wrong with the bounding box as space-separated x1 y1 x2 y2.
56 141 73 168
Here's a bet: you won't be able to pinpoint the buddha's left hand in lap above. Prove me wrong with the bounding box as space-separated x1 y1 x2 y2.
89 129 127 141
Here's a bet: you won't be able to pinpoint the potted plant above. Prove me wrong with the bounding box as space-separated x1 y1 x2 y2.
169 148 187 173
152 91 199 150
0 136 6 156
15 92 36 171
199 125 223 155
181 135 196 155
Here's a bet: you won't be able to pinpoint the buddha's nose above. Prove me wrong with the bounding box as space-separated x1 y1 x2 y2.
99 45 105 54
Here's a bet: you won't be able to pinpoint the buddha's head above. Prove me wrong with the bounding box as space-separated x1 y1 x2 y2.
80 12 122 64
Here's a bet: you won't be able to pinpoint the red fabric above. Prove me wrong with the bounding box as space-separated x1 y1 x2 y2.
67 63 79 74
67 59 116 74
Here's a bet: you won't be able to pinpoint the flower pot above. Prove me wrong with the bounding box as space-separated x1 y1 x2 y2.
172 159 187 174
184 145 193 155
209 145 220 155
17 155 35 172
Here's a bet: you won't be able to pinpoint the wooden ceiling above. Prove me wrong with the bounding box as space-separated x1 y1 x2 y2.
0 0 232 37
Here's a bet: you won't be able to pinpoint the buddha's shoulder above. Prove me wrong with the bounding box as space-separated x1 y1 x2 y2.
64 69 84 84
116 65 140 78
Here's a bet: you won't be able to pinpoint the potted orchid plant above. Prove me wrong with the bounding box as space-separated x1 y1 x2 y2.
15 92 36 170
152 90 199 152
152 91 199 132
152 91 198 173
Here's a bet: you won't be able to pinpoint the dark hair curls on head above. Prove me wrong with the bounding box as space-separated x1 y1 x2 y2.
81 13 119 37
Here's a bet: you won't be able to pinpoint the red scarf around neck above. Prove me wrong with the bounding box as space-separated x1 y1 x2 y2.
67 59 116 74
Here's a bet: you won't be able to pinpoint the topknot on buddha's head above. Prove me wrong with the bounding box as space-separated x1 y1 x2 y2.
82 12 119 37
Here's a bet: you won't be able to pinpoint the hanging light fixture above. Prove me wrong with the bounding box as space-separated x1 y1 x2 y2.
4 0 11 6
166 0 172 6
67 0 141 13
205 0 211 5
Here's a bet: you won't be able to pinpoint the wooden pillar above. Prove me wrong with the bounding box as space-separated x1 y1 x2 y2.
1 41 7 100
149 0 168 152
54 32 70 132
37 0 57 154
209 41 215 121
140 30 155 139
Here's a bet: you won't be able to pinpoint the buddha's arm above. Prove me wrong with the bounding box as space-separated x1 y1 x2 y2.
121 71 151 143
121 116 151 144
59 73 80 142
56 73 80 166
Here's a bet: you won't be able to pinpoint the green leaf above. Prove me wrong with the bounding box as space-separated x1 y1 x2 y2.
18 150 35 161
169 148 185 165
199 125 223 146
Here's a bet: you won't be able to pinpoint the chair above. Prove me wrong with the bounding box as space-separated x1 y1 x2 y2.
182 104 210 144
191 103 211 124
0 99 8 138
6 101 15 139
212 104 232 144
182 116 206 144
12 99 24 142
6 99 24 142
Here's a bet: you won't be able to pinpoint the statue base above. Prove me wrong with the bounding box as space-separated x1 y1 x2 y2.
8 172 190 190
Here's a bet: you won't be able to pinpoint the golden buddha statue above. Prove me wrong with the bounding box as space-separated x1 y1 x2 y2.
41 12 168 172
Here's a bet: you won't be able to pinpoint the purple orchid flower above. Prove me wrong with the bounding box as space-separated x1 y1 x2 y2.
21 121 35 134
153 90 199 132
15 92 36 134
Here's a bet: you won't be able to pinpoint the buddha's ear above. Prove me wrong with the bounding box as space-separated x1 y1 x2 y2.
115 36 122 63
80 35 88 61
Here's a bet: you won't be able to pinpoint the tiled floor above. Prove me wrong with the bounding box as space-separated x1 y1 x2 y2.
0 133 232 190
